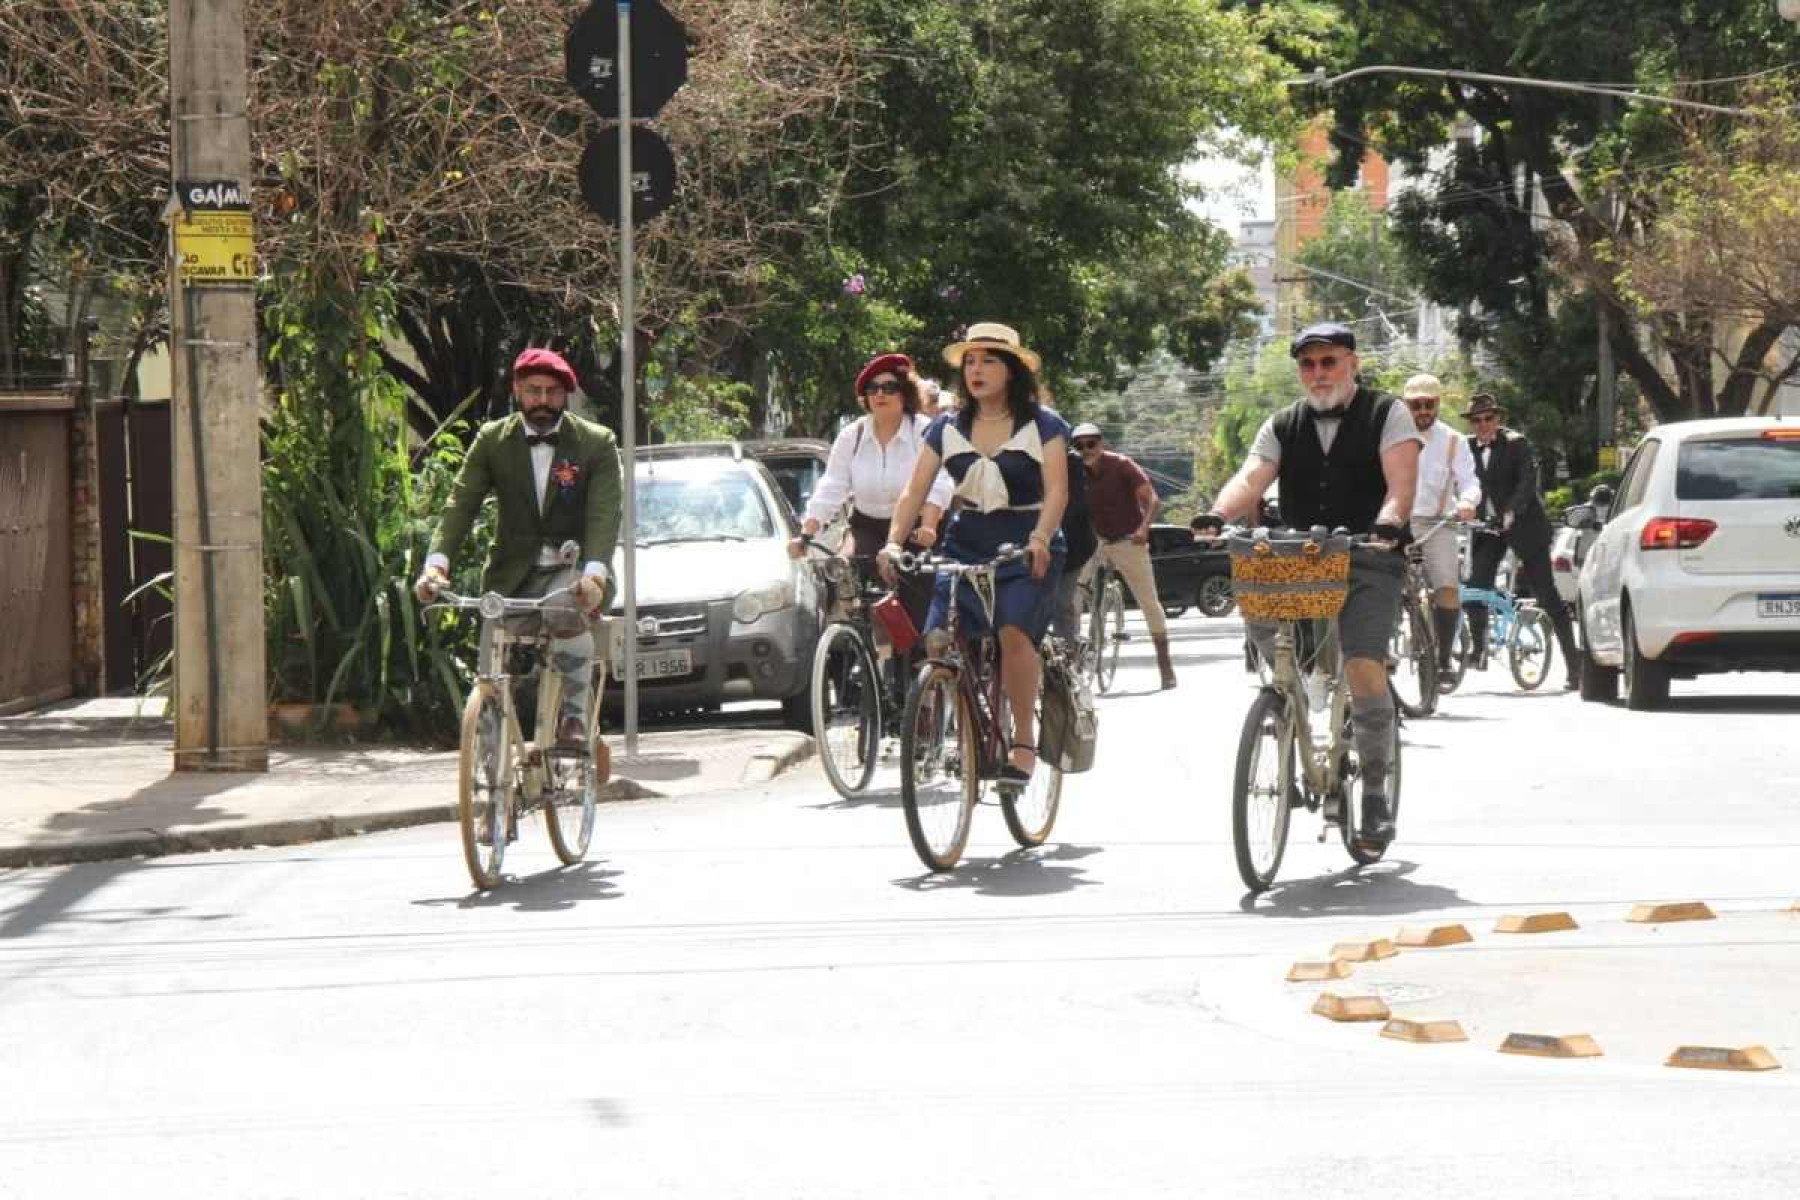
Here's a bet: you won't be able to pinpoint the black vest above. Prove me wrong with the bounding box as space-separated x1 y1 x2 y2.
1272 387 1395 533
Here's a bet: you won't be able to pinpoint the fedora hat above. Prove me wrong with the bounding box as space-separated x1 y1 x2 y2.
943 322 1042 373
1462 392 1504 419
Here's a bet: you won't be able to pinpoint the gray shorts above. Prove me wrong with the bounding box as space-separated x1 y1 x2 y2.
1247 546 1405 663
1409 517 1462 592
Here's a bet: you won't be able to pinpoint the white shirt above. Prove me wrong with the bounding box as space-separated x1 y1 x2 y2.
805 413 952 523
1411 420 1482 518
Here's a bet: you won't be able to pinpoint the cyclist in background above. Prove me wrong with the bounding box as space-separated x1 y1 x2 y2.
1401 374 1481 679
1072 423 1178 690
1194 323 1421 848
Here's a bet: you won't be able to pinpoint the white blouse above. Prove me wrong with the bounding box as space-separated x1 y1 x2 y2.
805 413 953 523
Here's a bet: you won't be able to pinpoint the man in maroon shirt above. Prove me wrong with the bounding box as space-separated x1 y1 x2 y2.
1072 423 1177 689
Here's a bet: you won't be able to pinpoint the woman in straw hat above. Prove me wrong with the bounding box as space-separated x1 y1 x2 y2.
880 322 1071 788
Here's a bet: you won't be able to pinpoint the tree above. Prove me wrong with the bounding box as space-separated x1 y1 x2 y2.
1316 0 1798 436
1612 95 1800 415
1292 190 1419 341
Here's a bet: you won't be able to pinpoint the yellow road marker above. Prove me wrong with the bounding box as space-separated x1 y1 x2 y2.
1394 923 1473 948
1381 1018 1468 1044
1330 938 1398 962
1666 1045 1780 1072
1287 959 1352 983
1312 993 1391 1023
1494 912 1578 934
1627 901 1716 923
1499 1033 1603 1059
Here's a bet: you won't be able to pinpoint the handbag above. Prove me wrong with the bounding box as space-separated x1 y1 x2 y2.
1038 657 1098 774
870 591 920 655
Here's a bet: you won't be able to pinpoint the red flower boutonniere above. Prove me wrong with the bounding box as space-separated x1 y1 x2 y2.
551 460 582 491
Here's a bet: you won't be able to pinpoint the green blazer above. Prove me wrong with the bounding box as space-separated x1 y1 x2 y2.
430 412 623 597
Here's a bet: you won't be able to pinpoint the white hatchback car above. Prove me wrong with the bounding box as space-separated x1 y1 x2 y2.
1568 417 1800 709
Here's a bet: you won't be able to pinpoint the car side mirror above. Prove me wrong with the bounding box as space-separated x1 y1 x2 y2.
1562 503 1598 531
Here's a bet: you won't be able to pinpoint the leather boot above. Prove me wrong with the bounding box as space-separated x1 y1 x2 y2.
1153 633 1177 689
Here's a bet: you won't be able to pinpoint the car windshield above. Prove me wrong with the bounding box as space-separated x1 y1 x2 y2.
760 456 822 515
636 471 776 543
1676 437 1800 501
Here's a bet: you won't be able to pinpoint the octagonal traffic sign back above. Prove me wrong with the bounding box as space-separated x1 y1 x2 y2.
565 0 689 120
578 126 678 225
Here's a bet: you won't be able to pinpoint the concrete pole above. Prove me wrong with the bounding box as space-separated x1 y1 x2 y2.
168 0 267 771
618 1 640 757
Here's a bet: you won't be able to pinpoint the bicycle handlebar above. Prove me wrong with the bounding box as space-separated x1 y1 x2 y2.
427 586 580 620
891 543 1030 577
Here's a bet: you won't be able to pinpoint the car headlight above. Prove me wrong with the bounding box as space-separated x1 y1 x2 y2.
732 580 794 624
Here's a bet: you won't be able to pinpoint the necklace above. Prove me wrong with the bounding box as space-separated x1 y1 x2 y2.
975 411 1012 422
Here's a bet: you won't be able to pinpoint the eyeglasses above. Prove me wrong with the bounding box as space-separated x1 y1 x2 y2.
1072 439 1101 451
1469 413 1500 425
1406 399 1439 412
1296 354 1343 372
862 379 904 396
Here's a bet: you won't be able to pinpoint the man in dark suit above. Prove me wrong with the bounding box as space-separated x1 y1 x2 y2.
1462 393 1580 689
415 348 623 746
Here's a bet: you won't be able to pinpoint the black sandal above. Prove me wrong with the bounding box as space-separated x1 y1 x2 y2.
998 742 1037 790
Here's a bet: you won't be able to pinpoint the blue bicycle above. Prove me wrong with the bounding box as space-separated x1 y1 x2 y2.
1439 583 1555 693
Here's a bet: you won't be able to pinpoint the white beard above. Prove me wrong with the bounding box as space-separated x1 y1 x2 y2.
1305 379 1356 412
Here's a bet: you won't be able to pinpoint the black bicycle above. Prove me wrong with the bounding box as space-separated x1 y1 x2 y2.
800 541 909 799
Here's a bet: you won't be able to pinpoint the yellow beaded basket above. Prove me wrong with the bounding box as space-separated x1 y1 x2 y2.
1228 533 1351 622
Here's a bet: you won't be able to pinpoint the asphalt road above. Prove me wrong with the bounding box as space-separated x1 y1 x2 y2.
3 613 1797 1199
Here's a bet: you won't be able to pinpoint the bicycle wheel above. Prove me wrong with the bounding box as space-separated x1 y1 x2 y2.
1001 685 1064 847
1340 704 1403 867
1389 596 1439 718
899 664 976 871
457 687 510 889
544 678 602 866
1509 606 1554 691
1094 578 1126 694
1231 688 1294 892
811 622 880 798
1197 574 1236 618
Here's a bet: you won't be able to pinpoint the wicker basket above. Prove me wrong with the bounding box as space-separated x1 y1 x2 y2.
1228 532 1351 622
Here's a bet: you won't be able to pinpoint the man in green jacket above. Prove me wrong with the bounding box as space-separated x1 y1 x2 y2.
414 348 623 749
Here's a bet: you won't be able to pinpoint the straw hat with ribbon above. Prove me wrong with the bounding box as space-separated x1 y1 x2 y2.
942 322 1042 374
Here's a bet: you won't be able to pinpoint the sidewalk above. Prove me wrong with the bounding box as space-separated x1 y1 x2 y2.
0 698 815 869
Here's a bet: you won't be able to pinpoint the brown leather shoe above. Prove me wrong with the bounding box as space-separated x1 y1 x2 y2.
554 715 587 753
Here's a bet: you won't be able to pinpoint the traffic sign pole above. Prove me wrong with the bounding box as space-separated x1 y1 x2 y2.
618 0 639 757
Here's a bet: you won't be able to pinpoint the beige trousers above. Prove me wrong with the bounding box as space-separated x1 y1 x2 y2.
1080 538 1168 636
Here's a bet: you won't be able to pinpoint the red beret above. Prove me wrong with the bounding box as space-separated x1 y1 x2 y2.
512 347 578 393
855 353 913 396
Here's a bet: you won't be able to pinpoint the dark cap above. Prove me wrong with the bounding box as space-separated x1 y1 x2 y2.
1289 322 1357 358
1462 392 1504 419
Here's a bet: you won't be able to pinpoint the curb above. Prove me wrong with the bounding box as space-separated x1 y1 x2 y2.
0 737 817 869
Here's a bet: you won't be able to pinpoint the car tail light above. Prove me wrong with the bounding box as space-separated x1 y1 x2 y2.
1670 631 1719 646
1761 427 1800 440
1639 517 1716 551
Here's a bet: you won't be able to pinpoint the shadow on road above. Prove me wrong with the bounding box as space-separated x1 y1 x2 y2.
890 842 1103 898
807 783 904 812
1239 859 1469 919
413 859 624 913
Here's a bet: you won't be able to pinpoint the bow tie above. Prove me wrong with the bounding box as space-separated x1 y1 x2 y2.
524 430 560 447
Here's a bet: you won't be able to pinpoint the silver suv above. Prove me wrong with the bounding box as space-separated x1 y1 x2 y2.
608 448 825 725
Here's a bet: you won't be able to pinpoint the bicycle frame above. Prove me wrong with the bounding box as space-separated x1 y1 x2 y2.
904 549 1023 780
1258 617 1353 820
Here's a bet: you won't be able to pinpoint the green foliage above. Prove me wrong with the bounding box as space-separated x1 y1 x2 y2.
1293 191 1418 339
261 257 479 742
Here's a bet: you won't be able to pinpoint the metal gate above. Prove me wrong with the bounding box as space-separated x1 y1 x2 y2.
96 399 173 693
0 394 75 714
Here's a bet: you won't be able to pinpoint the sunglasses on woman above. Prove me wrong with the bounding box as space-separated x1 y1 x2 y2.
862 379 903 396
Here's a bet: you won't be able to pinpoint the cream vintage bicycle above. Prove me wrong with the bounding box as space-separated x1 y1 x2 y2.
430 577 616 890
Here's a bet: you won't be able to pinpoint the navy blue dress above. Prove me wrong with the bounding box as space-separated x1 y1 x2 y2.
922 407 1071 641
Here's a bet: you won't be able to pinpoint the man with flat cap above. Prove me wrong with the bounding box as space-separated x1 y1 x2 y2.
1461 392 1580 689
1193 322 1422 849
415 348 623 753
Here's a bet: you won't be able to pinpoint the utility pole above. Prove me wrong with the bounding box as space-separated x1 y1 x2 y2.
167 0 267 771
1595 95 1618 471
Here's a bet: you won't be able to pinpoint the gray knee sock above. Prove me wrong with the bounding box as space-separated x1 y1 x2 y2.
1351 694 1396 796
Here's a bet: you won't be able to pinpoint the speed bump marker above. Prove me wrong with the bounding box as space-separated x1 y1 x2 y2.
1312 993 1391 1023
1627 901 1716 924
1499 1033 1603 1059
1330 938 1398 962
1666 1045 1780 1072
1287 959 1352 983
1494 912 1578 934
1381 1018 1468 1044
1394 923 1473 948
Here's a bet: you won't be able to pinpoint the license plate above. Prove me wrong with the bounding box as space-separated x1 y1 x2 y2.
1756 593 1800 618
612 648 693 680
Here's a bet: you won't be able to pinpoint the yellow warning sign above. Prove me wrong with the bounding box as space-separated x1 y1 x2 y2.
1597 444 1619 470
175 210 256 285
